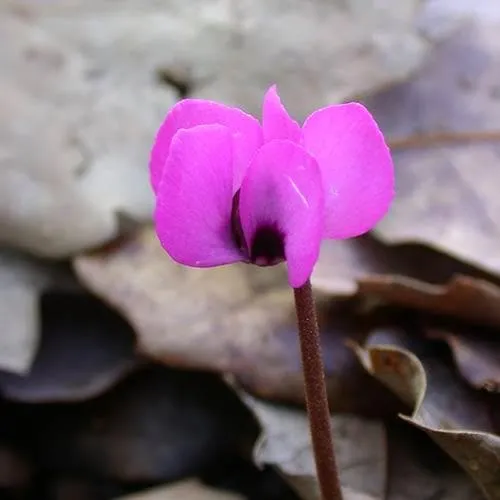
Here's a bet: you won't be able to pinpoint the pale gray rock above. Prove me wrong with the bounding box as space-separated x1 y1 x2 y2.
9 0 435 118
0 12 175 257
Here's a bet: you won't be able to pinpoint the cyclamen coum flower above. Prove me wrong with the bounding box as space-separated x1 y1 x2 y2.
150 86 394 288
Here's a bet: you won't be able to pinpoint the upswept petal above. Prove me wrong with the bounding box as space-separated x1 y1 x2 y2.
262 85 301 143
150 99 263 193
302 103 394 239
154 124 243 267
238 140 324 288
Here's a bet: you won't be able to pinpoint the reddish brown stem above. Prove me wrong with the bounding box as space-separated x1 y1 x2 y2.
293 279 343 500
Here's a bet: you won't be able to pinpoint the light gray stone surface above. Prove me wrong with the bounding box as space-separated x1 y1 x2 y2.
0 8 175 257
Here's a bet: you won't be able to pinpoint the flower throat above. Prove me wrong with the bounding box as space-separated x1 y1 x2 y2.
231 190 285 266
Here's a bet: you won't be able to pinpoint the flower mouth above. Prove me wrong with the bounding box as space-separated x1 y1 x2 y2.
231 190 284 266
249 225 285 266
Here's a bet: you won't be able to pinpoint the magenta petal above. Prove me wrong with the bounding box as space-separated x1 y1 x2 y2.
150 99 263 193
302 103 394 239
154 124 243 267
239 140 324 288
262 85 301 143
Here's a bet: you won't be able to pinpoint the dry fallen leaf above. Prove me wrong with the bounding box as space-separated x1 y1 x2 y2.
365 19 500 276
353 328 500 499
358 274 500 328
0 292 139 403
116 478 244 500
74 227 400 416
241 392 386 500
427 329 500 392
26 366 256 483
312 237 494 297
385 422 483 500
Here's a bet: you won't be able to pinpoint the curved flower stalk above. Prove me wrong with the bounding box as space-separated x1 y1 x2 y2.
150 86 394 500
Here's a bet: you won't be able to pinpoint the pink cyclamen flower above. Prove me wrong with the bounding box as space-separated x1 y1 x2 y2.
150 85 394 288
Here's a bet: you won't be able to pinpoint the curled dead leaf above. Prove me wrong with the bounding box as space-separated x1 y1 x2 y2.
358 274 500 327
312 237 491 297
353 329 500 499
427 329 500 392
386 423 483 500
399 419 500 500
